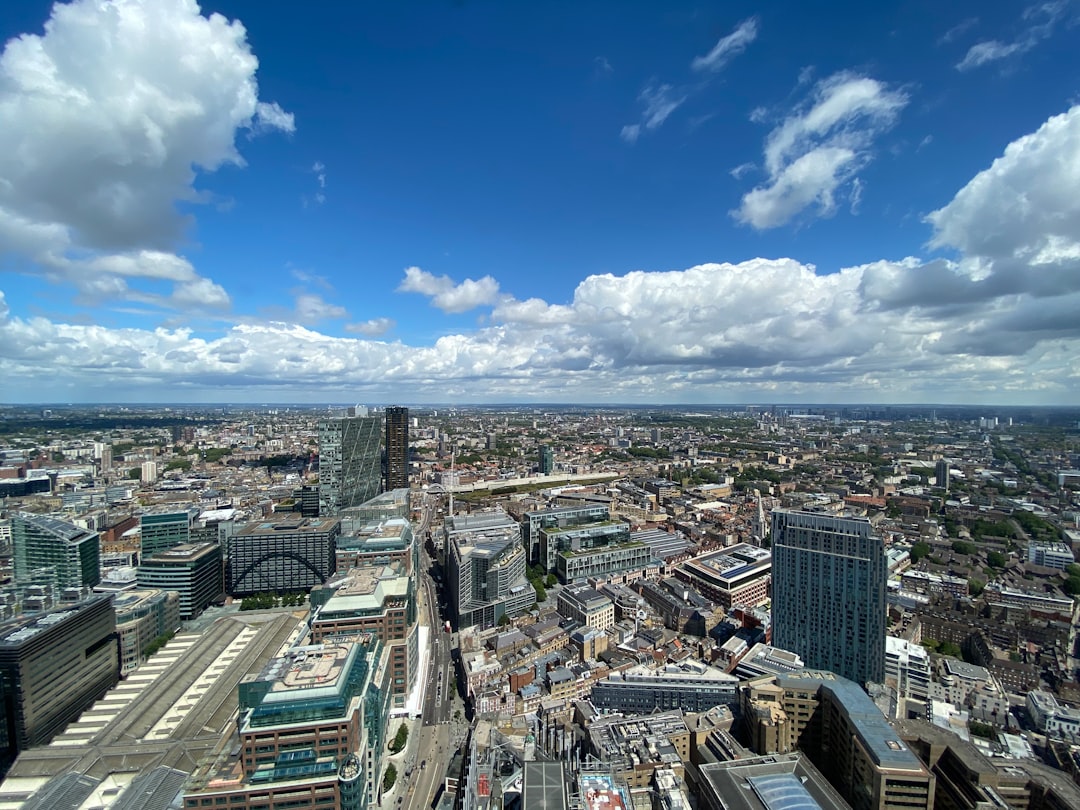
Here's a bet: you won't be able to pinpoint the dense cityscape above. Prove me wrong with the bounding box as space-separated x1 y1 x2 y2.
0 403 1079 809
2 0 1080 809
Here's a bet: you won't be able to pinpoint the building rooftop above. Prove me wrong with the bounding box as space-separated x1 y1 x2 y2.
699 754 850 810
776 671 923 772
235 516 341 536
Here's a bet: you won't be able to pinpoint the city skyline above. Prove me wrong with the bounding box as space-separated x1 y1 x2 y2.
1 1 1079 405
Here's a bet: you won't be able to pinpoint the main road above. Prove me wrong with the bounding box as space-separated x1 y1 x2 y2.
399 490 465 810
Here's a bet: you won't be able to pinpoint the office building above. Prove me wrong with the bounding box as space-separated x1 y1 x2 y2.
139 507 199 559
539 444 554 475
335 515 418 575
555 540 656 584
0 595 119 769
182 634 392 810
318 414 382 516
741 670 935 810
384 406 410 491
586 711 690 789
11 513 100 590
673 543 772 610
0 613 303 808
771 508 887 686
446 510 533 630
591 665 739 714
136 542 222 620
1028 540 1074 570
540 519 631 575
228 516 341 596
521 504 610 568
556 584 615 631
310 563 418 706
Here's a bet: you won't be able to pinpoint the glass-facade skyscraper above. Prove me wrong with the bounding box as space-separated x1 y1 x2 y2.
11 513 100 590
318 415 381 516
384 406 409 491
771 508 886 686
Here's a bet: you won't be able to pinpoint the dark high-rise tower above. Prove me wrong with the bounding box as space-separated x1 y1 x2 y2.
385 406 409 491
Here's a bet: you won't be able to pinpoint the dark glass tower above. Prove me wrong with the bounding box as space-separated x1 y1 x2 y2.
384 406 409 491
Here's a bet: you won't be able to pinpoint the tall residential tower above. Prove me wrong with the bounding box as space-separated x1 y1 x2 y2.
770 508 886 686
384 406 409 491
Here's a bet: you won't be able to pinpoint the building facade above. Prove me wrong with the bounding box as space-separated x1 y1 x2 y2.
673 543 772 610
11 513 100 590
446 511 534 630
591 666 739 714
112 589 181 675
183 635 392 810
229 516 342 596
771 508 886 686
520 504 611 568
0 595 119 769
384 406 409 492
139 507 198 559
136 542 222 620
318 415 382 516
310 564 419 707
741 670 935 810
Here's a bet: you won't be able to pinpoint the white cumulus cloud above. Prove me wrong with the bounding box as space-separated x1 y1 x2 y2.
397 267 501 313
734 72 908 229
0 0 291 311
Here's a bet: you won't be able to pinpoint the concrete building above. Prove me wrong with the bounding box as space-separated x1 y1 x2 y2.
309 564 418 707
586 710 690 790
139 507 199 559
741 670 935 810
1026 690 1080 740
318 415 382 516
446 511 533 630
182 634 391 810
0 595 119 770
137 542 222 620
1028 541 1074 570
771 508 887 686
228 516 341 596
384 406 410 492
11 513 100 590
590 665 739 714
556 584 615 631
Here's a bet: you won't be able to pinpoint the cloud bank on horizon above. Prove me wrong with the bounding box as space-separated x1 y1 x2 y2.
0 0 1078 405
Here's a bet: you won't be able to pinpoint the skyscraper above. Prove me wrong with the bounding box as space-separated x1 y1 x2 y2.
771 508 886 686
384 405 409 491
539 444 554 475
318 414 381 516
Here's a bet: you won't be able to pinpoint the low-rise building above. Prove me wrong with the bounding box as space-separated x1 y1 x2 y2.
557 584 615 631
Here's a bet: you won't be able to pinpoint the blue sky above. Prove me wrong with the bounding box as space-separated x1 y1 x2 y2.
1 0 1079 405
